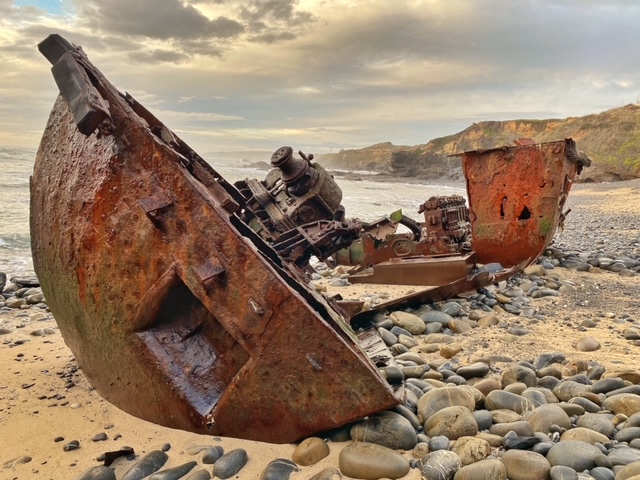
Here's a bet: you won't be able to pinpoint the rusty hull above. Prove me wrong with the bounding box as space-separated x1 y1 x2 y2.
31 35 399 444
462 139 588 267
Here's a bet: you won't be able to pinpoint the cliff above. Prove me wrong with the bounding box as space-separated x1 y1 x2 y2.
316 104 640 182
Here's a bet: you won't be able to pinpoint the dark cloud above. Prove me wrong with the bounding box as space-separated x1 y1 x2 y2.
238 0 314 42
75 0 244 40
248 31 296 43
128 48 188 64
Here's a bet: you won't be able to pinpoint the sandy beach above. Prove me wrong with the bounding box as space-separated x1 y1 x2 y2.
1 179 639 480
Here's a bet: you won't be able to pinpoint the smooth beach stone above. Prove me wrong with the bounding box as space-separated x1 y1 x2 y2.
390 311 425 335
183 470 211 480
473 410 493 431
395 351 427 365
472 378 502 396
339 442 410 480
411 442 430 460
122 451 169 480
477 314 500 328
377 327 397 346
589 467 614 480
568 396 602 413
307 467 342 480
383 366 405 385
503 432 541 450
476 432 504 447
148 461 198 480
440 343 462 359
423 333 455 344
401 365 429 380
201 446 224 464
490 421 534 438
557 403 585 417
553 381 592 402
521 389 550 408
549 465 578 480
592 377 627 394
292 437 330 466
417 386 475 422
490 409 522 424
485 390 534 414
607 446 640 466
616 427 640 443
448 319 472 334
185 445 211 455
502 365 538 388
602 394 640 417
260 458 298 480
441 302 463 316
421 310 454 326
351 411 417 450
451 436 491 465
392 404 422 430
456 362 490 379
616 461 640 480
213 449 248 479
504 382 528 395
417 450 462 480
575 336 601 352
74 466 116 480
534 352 566 370
524 404 571 434
546 440 602 471
603 371 640 384
425 406 478 440
429 435 450 452
560 427 610 445
453 458 506 480
501 449 551 480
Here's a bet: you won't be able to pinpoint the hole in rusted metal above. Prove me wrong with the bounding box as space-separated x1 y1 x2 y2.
500 196 508 218
518 206 531 220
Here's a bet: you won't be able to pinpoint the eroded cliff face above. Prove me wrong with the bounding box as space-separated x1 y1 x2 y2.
317 104 640 182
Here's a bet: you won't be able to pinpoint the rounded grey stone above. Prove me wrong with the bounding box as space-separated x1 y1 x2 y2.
213 449 248 479
546 440 601 471
425 406 478 440
339 442 410 480
502 449 551 480
549 465 578 480
351 411 417 450
418 450 462 480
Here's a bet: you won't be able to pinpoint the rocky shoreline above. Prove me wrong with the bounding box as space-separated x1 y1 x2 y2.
0 180 639 480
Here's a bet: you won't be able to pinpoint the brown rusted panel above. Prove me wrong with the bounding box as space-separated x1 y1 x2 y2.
349 253 476 286
31 37 399 443
462 139 587 267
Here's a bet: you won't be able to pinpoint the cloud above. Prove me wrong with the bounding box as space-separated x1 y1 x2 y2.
75 0 244 40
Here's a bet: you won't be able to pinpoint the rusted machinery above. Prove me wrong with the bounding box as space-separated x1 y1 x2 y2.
31 34 589 444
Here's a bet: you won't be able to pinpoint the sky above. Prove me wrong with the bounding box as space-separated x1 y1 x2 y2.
1 0 640 154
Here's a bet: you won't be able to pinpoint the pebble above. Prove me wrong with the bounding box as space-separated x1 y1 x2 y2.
74 465 116 480
259 458 298 480
501 449 551 480
148 461 198 480
417 450 461 480
338 442 410 479
453 458 506 480
121 450 169 480
546 440 602 471
425 406 478 439
351 411 417 449
212 448 248 479
292 437 330 466
201 446 224 464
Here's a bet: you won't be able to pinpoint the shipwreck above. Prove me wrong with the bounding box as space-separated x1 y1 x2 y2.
30 34 589 443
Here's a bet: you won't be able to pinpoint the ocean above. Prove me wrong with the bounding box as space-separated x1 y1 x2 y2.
0 145 465 276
